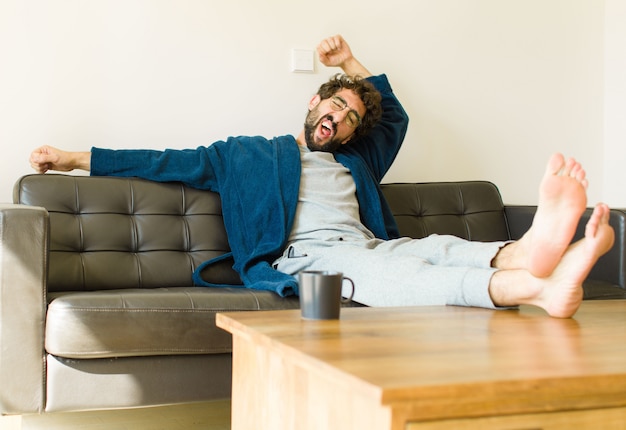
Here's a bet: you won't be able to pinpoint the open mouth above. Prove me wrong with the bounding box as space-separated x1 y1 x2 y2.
320 117 335 138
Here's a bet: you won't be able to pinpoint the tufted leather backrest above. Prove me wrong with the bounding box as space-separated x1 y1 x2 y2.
14 176 511 293
380 181 511 242
14 175 240 292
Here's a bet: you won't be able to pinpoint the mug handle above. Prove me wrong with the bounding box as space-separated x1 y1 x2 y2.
341 277 356 303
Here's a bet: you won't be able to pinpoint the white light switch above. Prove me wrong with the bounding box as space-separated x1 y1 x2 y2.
291 49 314 73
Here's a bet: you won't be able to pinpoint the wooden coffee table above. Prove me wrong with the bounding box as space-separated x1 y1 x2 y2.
217 301 626 429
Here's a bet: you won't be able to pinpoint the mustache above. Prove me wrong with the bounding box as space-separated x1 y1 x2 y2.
320 114 337 134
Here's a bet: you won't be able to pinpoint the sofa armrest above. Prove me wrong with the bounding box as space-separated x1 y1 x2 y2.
0 204 48 414
505 205 626 291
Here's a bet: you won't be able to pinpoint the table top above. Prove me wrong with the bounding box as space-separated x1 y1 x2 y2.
217 300 626 414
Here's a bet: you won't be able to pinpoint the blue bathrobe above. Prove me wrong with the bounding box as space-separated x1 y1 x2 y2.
91 74 409 296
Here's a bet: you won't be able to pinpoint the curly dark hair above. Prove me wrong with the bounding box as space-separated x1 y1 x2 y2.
316 73 382 139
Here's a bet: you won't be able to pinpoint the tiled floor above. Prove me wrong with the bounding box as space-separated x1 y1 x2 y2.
1 400 231 430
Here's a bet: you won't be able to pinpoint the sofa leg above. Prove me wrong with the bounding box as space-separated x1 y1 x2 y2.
0 414 22 430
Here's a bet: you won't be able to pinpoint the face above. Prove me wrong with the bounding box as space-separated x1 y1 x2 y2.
303 88 366 152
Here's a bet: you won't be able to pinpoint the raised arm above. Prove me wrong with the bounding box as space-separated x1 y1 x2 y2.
317 35 372 78
30 145 91 174
318 35 409 181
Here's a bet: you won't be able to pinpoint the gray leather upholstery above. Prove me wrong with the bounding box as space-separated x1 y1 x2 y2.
380 181 511 241
0 205 47 414
16 174 240 291
1 174 624 416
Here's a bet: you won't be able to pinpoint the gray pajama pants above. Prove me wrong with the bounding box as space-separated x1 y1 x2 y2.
273 234 508 309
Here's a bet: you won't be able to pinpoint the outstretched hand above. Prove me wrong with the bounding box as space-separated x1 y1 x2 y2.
29 145 90 173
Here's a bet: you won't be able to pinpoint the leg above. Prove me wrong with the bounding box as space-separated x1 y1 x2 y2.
493 153 588 275
489 203 614 318
275 239 501 309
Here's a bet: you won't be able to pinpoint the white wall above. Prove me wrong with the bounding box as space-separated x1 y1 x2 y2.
1 0 622 206
604 0 626 206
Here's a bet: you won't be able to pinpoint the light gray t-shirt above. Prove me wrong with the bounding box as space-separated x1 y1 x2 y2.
286 145 375 246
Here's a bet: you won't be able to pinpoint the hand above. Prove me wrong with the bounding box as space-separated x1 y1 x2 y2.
317 35 354 68
317 35 372 78
29 145 91 174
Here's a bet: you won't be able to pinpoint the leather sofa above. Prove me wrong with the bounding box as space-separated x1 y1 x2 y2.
1 174 625 416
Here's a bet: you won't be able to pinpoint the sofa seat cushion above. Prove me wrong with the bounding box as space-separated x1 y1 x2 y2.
45 287 300 359
582 280 626 300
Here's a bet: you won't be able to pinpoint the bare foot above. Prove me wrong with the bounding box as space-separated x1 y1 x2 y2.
525 153 588 277
530 203 614 318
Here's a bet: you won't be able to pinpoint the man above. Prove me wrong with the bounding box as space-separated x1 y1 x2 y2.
30 35 614 318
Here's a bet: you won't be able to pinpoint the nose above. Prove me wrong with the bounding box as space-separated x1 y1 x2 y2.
332 108 350 126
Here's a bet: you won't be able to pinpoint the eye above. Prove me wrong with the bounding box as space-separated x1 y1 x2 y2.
330 98 344 110
346 111 361 128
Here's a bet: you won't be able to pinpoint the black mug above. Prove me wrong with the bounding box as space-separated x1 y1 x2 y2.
298 271 356 320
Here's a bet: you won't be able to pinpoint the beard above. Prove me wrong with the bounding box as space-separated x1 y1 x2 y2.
303 110 343 153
